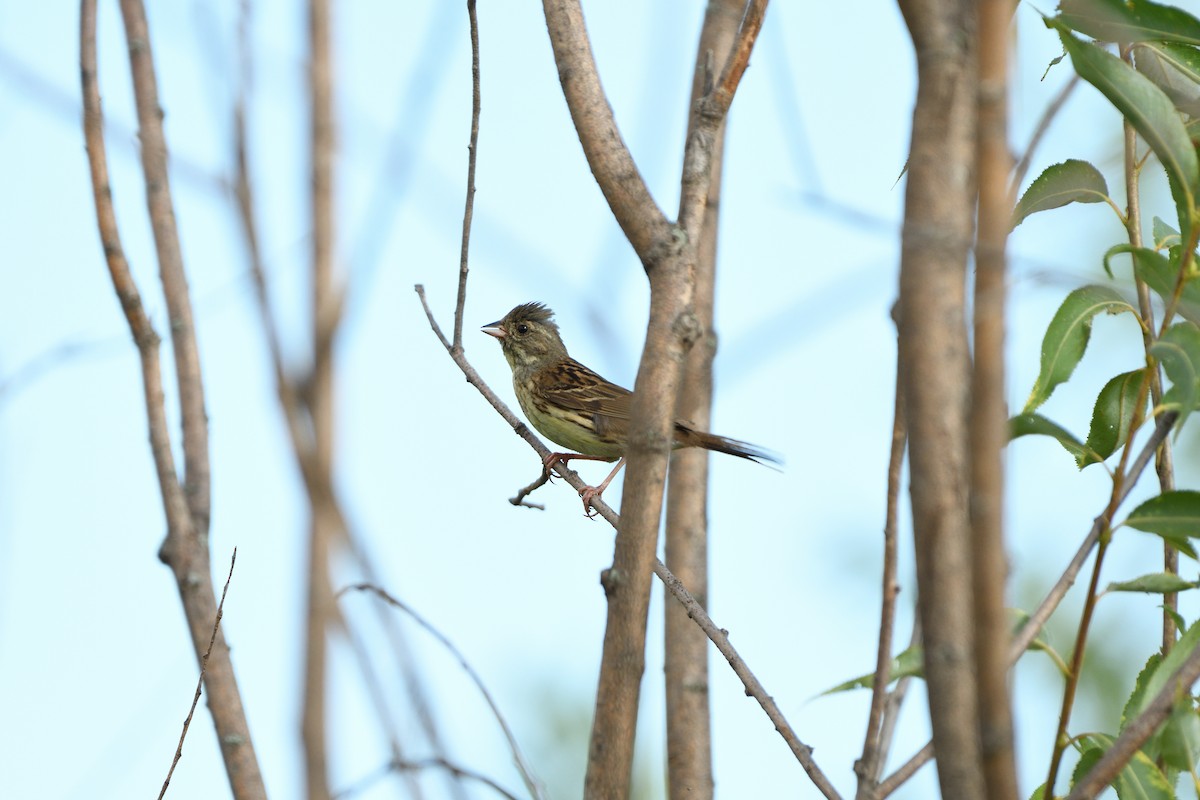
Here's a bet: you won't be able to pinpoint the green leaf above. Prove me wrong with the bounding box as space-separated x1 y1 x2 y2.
1024 285 1137 412
1013 159 1111 228
1160 701 1200 771
1123 491 1200 559
1153 216 1183 251
1123 653 1166 733
1026 781 1057 800
1050 18 1200 234
1151 322 1200 428
1136 42 1200 119
1059 0 1200 47
1009 412 1098 465
1106 572 1199 594
1132 617 1200 720
1080 370 1147 467
1120 244 1200 324
1073 733 1174 800
1069 742 1104 792
820 646 923 694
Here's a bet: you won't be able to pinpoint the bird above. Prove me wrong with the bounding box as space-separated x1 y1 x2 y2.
482 301 780 515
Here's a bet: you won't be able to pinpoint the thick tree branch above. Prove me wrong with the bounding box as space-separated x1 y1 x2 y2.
662 3 743 796
895 0 984 797
540 0 670 264
971 1 1018 797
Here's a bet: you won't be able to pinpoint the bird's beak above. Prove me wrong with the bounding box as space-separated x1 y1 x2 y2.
481 322 505 339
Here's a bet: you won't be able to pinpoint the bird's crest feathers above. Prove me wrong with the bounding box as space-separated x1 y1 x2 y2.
507 302 558 331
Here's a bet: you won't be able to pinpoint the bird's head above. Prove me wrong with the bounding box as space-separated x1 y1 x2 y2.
482 302 569 370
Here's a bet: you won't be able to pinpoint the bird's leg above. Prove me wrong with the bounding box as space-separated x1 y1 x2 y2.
542 452 612 481
580 457 626 518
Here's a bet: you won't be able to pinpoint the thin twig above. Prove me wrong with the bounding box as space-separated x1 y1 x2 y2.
879 409 1180 794
509 471 550 509
415 285 839 799
452 0 480 351
333 757 522 800
339 584 546 800
855 359 907 797
158 550 238 800
1009 409 1177 661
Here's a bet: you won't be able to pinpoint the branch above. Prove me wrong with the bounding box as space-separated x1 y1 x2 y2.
451 0 480 351
119 0 211 534
416 287 839 799
540 0 670 263
1066 641 1200 799
158 550 237 800
302 0 337 796
339 584 546 800
81 3 265 797
855 352 907 797
895 0 983 796
971 1 1018 796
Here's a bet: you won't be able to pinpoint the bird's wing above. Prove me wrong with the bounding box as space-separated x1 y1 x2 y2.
535 358 633 439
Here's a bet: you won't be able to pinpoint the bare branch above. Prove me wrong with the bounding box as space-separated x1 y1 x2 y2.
158 550 238 800
334 757 523 800
416 286 839 799
82 3 265 796
540 0 670 263
303 0 337 795
895 0 984 795
971 2 1018 796
119 0 211 534
452 0 481 351
855 356 907 797
339 584 546 800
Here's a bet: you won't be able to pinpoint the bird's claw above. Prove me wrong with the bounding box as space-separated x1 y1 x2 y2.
580 485 603 518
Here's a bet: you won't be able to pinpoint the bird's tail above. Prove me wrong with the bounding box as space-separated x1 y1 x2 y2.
676 424 783 467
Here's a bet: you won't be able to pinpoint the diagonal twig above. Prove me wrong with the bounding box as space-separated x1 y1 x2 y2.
158 550 238 800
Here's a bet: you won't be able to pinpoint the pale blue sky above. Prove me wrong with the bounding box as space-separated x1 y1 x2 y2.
0 2 1191 799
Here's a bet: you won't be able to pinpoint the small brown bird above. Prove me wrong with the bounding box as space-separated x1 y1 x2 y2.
482 302 779 514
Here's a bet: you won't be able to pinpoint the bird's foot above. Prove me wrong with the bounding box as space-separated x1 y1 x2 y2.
579 485 604 518
542 452 571 481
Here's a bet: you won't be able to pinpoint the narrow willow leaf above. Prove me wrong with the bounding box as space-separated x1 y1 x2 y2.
1124 491 1200 559
1050 19 1200 231
1136 41 1200 119
1074 733 1174 800
1012 608 1070 676
1153 216 1182 250
1013 159 1110 228
1070 743 1104 792
1150 322 1200 428
1024 285 1136 412
820 646 922 695
1060 0 1200 47
1080 370 1146 467
1133 617 1200 719
1123 653 1165 733
1009 413 1097 465
1122 244 1200 324
1026 781 1055 800
1160 702 1200 771
1106 572 1199 594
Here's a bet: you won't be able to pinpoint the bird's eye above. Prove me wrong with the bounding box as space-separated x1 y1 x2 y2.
516 323 529 335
